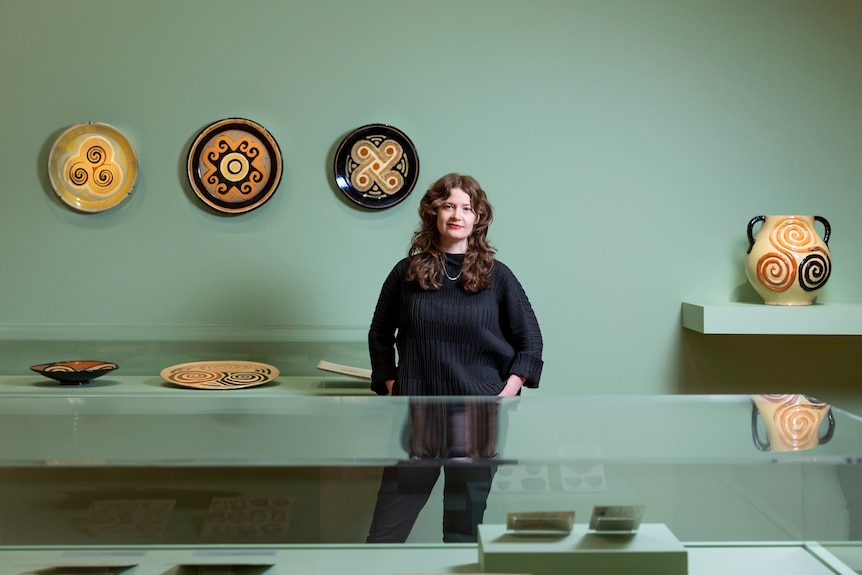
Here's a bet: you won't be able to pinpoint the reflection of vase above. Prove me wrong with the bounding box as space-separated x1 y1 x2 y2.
751 394 835 452
745 215 831 305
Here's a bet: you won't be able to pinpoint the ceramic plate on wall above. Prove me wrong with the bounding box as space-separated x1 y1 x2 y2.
48 122 138 212
160 361 279 390
333 123 419 209
187 118 283 214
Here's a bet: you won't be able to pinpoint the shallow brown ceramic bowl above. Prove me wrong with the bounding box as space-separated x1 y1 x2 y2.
30 361 119 385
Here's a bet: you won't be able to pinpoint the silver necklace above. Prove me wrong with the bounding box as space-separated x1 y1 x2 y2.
440 254 463 281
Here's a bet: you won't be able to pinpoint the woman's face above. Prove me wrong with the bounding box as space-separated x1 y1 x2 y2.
436 187 477 253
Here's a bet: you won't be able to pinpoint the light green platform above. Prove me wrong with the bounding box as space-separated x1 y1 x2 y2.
0 543 857 574
680 302 862 335
479 523 687 575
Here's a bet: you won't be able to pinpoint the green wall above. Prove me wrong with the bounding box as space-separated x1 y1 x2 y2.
2 0 862 394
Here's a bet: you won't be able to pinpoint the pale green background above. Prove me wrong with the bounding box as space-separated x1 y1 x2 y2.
2 0 862 395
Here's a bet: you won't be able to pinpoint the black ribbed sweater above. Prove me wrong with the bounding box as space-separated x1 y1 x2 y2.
368 253 544 396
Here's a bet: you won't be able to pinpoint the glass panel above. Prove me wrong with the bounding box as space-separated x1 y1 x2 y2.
1 394 859 466
0 394 859 546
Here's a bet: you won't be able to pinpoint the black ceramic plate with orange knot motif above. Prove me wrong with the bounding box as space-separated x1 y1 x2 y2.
333 123 419 209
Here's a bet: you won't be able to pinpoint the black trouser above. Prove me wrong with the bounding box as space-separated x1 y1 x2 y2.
365 461 497 543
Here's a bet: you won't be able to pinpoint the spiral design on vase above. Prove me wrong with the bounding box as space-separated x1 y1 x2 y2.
754 217 827 294
756 252 796 291
772 401 827 451
771 218 817 250
799 253 831 292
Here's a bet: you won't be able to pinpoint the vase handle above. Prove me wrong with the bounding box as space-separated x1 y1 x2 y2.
750 403 770 451
746 215 766 254
820 408 836 445
814 216 831 245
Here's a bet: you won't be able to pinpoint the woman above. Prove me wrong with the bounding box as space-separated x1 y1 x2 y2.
366 173 543 543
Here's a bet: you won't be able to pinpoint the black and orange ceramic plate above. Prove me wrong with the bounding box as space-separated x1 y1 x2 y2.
48 123 138 212
187 118 283 214
30 360 119 385
333 123 418 209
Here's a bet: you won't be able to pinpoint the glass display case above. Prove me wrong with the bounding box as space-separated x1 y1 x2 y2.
1 383 861 574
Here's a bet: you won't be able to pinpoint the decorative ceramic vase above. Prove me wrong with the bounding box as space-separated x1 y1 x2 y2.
745 215 831 305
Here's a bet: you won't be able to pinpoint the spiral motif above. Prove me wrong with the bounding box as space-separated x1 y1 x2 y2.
222 371 269 385
760 216 831 294
238 139 259 158
799 253 831 292
771 218 817 250
772 401 826 451
170 369 221 384
86 145 106 165
63 136 123 196
49 123 137 212
94 167 114 187
69 166 90 186
756 252 796 291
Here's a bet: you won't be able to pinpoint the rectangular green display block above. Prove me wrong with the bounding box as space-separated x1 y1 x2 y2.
478 523 687 575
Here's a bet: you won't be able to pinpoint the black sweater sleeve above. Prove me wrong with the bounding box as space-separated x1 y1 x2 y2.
495 262 544 388
367 260 405 395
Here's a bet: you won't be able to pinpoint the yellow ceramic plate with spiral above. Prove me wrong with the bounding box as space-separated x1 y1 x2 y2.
48 122 138 212
160 361 280 390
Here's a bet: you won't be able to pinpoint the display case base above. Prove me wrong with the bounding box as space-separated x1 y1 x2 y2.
478 523 687 575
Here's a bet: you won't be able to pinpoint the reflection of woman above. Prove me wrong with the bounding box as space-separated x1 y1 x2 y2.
366 173 543 543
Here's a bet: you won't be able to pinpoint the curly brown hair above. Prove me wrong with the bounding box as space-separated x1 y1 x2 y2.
407 173 495 292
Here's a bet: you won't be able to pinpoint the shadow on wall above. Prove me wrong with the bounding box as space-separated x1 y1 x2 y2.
679 330 862 400
729 280 762 304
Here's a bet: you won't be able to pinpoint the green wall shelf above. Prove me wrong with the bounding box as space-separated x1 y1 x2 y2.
681 302 862 335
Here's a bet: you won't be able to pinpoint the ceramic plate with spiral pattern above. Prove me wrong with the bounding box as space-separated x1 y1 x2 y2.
160 361 279 390
333 123 419 209
48 122 138 212
187 118 283 214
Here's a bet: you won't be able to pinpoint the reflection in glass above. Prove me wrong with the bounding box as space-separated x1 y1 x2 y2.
404 399 498 460
366 398 500 543
751 394 835 452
